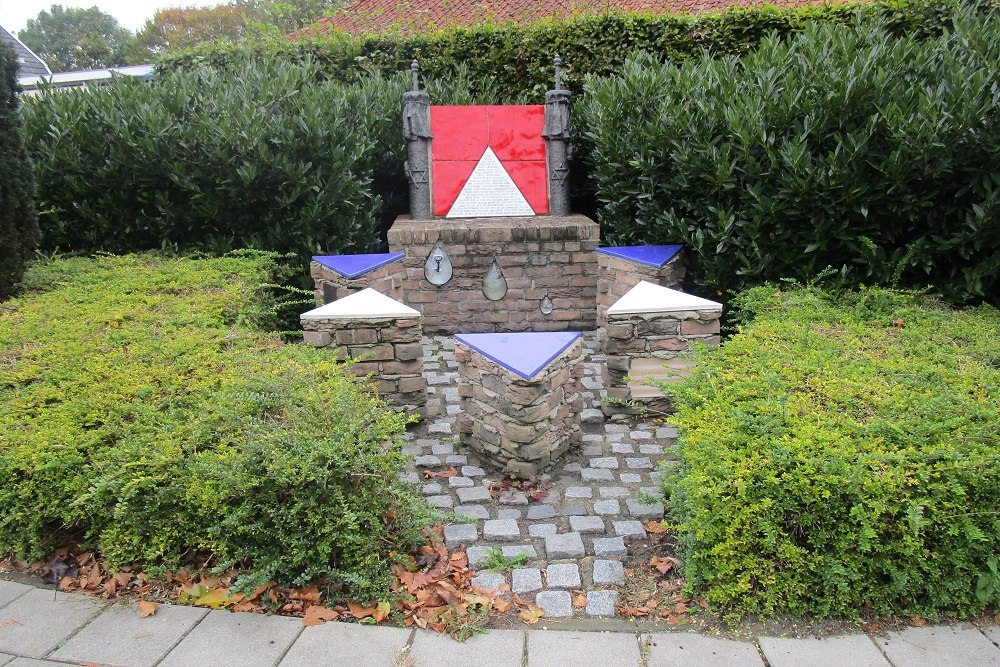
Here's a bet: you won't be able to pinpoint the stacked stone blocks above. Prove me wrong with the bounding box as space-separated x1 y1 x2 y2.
310 259 405 305
596 249 685 328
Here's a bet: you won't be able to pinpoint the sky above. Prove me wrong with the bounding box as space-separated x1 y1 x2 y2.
1 0 226 34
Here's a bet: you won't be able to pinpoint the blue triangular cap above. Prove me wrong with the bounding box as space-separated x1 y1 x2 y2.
596 245 683 269
313 252 405 279
455 331 582 380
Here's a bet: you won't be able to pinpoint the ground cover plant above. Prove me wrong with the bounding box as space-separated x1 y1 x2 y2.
0 252 430 601
664 285 1000 619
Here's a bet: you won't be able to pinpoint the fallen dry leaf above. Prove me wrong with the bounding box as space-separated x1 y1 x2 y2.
649 556 676 575
910 615 927 627
289 586 321 604
492 597 512 613
572 594 588 608
519 606 544 624
137 600 157 618
893 318 905 329
643 521 667 535
302 605 339 627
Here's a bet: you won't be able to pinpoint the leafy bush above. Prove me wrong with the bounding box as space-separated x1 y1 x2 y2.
0 253 429 598
580 6 1000 304
0 43 40 300
664 285 1000 618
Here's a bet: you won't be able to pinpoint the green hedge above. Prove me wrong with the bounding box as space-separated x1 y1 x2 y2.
0 44 39 299
664 285 1000 618
580 6 1000 304
0 253 430 598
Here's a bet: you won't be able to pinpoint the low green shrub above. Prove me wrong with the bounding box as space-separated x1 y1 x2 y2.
664 285 1000 618
0 43 39 299
0 253 429 598
580 5 1000 304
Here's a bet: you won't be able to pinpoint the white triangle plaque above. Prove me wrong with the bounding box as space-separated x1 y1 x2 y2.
446 147 534 218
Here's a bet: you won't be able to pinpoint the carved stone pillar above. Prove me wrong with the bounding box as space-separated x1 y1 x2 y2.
542 57 572 217
403 61 433 220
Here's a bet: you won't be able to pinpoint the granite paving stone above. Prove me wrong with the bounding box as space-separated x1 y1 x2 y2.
581 468 615 482
580 408 604 424
159 609 301 667
879 626 1000 667
454 505 489 520
613 520 647 538
626 498 664 519
529 523 557 537
449 476 475 488
527 505 557 520
562 504 588 516
502 545 538 560
427 494 454 509
544 532 585 559
569 516 606 534
51 601 208 667
528 631 640 667
545 563 581 589
593 537 627 558
611 443 635 454
462 465 486 477
582 445 604 456
619 473 643 483
649 633 764 667
399 471 420 484
499 491 529 505
466 546 492 567
431 443 454 455
599 487 630 498
593 560 625 585
563 462 582 473
0 588 106 657
625 457 653 469
630 430 652 440
444 523 478 548
593 500 621 515
639 444 663 455
498 509 522 520
590 457 620 469
535 591 573 618
446 455 468 465
565 486 593 498
279 621 410 666
759 635 890 667
409 628 524 667
512 569 543 594
422 483 442 495
472 572 506 591
484 519 521 541
456 486 492 504
586 590 618 617
414 455 441 468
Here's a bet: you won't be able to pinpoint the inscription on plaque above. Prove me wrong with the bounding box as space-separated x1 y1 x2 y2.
447 148 534 218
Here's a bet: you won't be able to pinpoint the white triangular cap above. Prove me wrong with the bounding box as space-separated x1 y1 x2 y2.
446 147 534 218
607 281 722 315
300 288 420 320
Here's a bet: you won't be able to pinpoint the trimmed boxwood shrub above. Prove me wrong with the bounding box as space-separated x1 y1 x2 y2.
0 253 430 598
664 285 1000 618
0 43 39 299
580 6 1000 304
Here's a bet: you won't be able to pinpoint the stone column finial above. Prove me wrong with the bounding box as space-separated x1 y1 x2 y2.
403 59 433 220
542 55 571 217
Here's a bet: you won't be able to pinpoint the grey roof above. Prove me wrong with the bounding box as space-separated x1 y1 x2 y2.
0 25 52 79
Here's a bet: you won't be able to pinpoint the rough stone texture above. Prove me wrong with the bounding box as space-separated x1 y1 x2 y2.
528 523 558 538
527 505 557 520
592 560 625 586
545 563 582 589
309 258 404 305
160 610 301 667
457 336 584 479
456 486 492 504
593 500 621 515
759 635 891 667
301 311 426 417
613 520 647 538
409 629 525 667
650 633 764 667
535 591 573 618
472 572 506 591
280 621 410 667
626 498 665 519
0 588 106 657
569 516 605 534
592 537 627 558
528 631 641 667
388 215 600 335
51 602 208 667
444 523 478 548
512 568 543 594
596 249 686 328
878 626 1000 667
466 546 492 567
544 532 585 559
502 545 538 560
0 580 31 609
585 590 618 617
484 519 521 541
455 505 490 520
581 468 614 482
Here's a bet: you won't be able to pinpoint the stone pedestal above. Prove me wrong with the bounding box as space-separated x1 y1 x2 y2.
596 246 685 328
455 332 583 479
310 252 405 304
301 288 426 417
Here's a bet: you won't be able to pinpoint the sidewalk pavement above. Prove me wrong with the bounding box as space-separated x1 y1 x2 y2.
1 579 998 667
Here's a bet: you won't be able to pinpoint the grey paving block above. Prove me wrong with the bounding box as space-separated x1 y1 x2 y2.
759 634 889 667
535 592 573 619
656 426 678 438
527 504 557 520
590 457 620 469
581 468 615 482
409 628 524 667
630 430 652 440
414 455 442 468
599 487 630 498
0 581 32 610
446 455 468 465
611 443 635 454
52 601 207 667
545 563 581 589
594 499 621 515
565 486 593 499
449 476 475 488
499 490 529 505
431 443 455 455
528 523 558 538
583 445 604 456
462 465 486 477
0 588 105 657
613 520 646 538
426 494 454 509
605 424 628 433
626 498 664 519
586 590 618 617
528 630 640 667
160 610 301 667
639 444 664 454
466 546 492 567
422 482 443 495
580 408 604 424
484 519 521 541
512 569 543 594
398 471 420 484
619 473 643 483
456 486 492 504
444 523 478 548
625 457 653 469
498 508 522 520
650 633 763 666
563 463 582 473
502 545 538 560
592 560 624 585
569 516 605 534
455 504 490 520
544 532 585 559
472 572 506 591
879 626 1000 667
280 621 411 667
593 537 627 558
562 504 588 516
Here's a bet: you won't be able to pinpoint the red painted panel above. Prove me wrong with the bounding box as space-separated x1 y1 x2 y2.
430 106 489 161
506 160 549 214
488 105 546 161
432 159 479 216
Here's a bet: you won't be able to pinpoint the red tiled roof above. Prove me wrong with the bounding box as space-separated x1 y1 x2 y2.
299 0 842 38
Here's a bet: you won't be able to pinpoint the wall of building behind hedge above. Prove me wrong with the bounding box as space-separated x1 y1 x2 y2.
21 0 999 304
